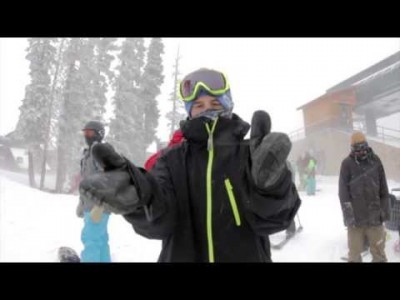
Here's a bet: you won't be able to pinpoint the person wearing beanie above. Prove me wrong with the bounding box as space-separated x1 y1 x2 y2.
339 131 390 262
77 120 112 262
79 68 301 262
351 131 366 145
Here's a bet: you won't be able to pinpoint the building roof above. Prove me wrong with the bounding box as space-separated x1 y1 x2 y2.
327 50 400 93
297 86 355 111
297 50 400 111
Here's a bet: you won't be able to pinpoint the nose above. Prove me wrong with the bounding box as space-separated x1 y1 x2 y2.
203 101 214 111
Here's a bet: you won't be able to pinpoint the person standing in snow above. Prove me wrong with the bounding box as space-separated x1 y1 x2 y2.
339 131 390 262
79 68 301 262
76 120 112 262
296 153 307 191
304 152 317 196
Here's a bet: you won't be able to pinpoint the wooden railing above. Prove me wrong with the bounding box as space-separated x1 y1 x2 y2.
289 121 400 146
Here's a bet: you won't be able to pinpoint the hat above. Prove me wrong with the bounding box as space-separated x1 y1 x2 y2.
351 131 366 145
82 120 105 140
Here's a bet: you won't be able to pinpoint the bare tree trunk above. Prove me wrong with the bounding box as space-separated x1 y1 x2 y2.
55 145 67 193
170 46 180 138
55 56 76 193
40 38 66 190
28 149 36 188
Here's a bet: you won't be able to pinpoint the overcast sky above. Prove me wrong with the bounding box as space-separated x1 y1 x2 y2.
1 38 399 140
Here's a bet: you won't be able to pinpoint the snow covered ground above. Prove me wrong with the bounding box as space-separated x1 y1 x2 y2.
270 176 400 262
0 170 399 262
0 170 161 262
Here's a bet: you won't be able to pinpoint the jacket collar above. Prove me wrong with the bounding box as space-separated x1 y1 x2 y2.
181 114 250 145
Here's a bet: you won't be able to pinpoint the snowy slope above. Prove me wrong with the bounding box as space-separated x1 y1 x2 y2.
0 172 161 262
0 172 399 262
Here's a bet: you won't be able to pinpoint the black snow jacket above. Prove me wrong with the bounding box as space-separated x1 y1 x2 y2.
123 115 301 262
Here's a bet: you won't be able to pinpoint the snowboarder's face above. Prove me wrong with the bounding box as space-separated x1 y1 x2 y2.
191 95 223 118
351 142 369 160
83 129 100 146
83 129 95 138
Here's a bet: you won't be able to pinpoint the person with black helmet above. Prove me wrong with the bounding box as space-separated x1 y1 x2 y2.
79 68 301 262
77 120 112 262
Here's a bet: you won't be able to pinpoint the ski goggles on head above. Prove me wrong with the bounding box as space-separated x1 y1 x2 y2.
179 69 230 102
351 142 368 153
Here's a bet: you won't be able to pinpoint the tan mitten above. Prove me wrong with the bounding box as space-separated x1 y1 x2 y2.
90 205 104 223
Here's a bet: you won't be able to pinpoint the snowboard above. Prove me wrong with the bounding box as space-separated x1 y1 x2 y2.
58 246 80 263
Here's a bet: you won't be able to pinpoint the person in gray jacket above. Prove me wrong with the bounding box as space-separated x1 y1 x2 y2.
77 120 112 262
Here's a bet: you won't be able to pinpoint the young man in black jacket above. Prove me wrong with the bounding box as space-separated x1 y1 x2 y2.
80 68 301 262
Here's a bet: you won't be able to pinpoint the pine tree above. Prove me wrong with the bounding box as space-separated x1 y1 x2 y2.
15 38 57 146
165 46 186 138
15 38 58 187
141 38 165 149
55 38 88 192
108 38 146 165
40 38 67 189
79 38 98 121
91 38 118 121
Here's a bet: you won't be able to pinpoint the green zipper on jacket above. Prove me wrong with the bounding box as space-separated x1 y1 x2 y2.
205 118 218 263
224 178 241 226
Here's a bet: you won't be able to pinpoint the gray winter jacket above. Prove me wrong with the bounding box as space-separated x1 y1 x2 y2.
76 142 110 217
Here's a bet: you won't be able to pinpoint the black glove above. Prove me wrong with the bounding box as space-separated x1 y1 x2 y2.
79 143 141 215
91 142 126 171
342 202 356 226
250 110 292 190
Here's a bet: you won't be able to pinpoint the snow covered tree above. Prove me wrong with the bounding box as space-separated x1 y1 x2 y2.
108 38 146 165
79 38 115 122
55 38 88 192
39 38 67 189
91 38 118 121
165 46 186 138
53 38 117 192
15 38 57 146
141 38 165 149
15 38 58 187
